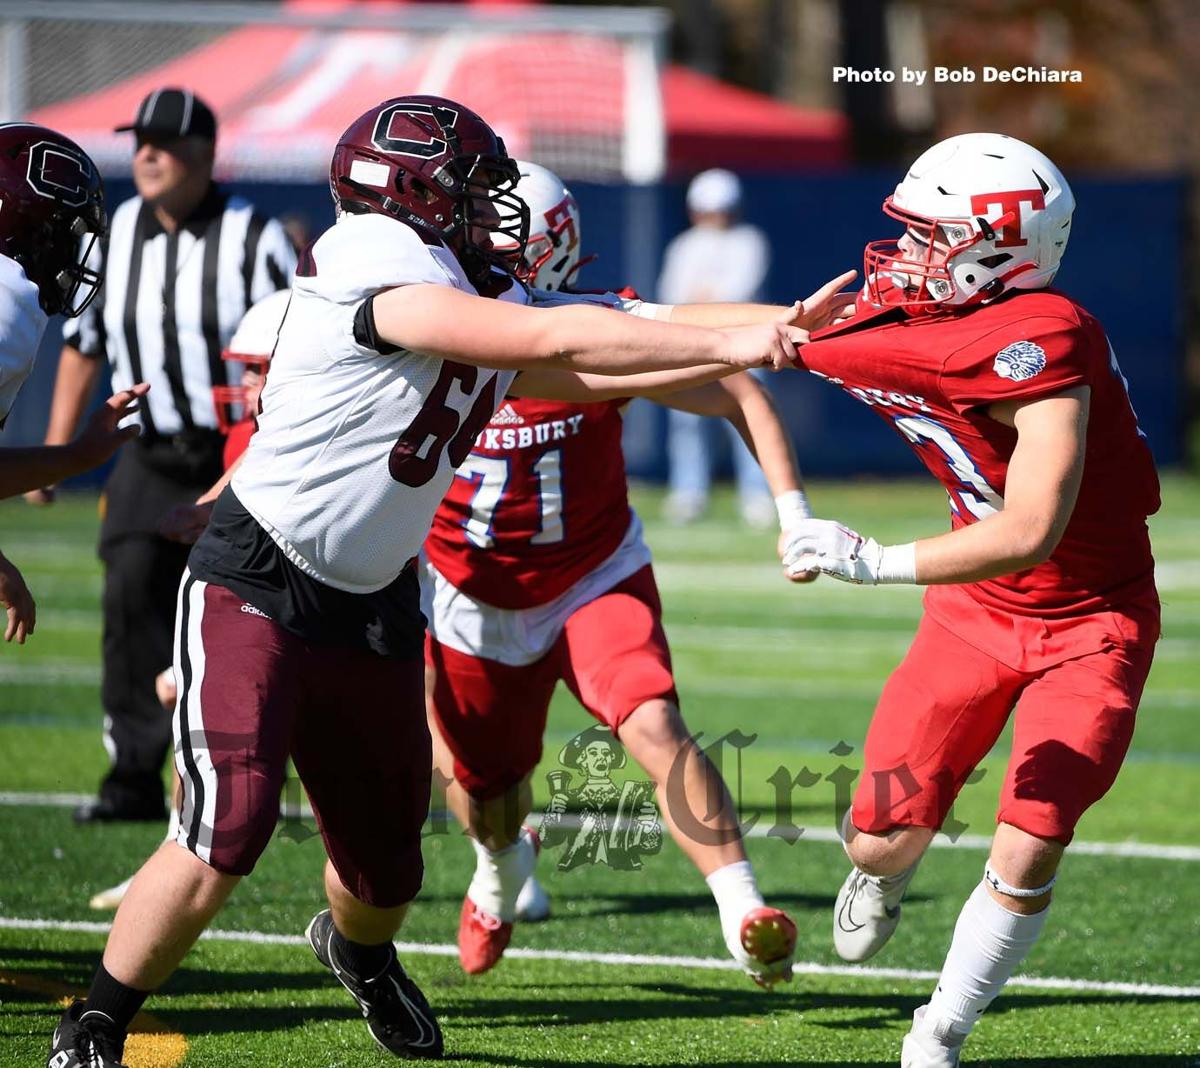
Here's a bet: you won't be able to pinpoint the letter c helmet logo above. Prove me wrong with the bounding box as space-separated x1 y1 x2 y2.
371 102 460 160
25 141 94 207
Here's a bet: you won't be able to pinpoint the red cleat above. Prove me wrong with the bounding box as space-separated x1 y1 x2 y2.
739 906 797 989
458 896 513 975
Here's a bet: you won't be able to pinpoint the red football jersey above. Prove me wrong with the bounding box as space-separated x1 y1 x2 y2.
799 289 1159 617
425 396 633 609
223 419 255 470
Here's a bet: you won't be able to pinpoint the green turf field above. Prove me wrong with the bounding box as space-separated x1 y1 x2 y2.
1 480 1197 1067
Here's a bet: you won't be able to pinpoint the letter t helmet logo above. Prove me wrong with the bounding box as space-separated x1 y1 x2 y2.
969 189 1046 247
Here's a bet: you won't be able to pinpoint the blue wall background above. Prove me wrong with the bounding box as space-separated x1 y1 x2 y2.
7 172 1186 486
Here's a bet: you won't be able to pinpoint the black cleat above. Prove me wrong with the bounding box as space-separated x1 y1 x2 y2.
48 1000 128 1067
306 909 443 1059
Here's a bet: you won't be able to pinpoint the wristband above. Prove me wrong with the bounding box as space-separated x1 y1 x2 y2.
774 490 813 532
876 542 918 584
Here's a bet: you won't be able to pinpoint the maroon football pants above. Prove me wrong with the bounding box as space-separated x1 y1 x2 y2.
172 571 429 907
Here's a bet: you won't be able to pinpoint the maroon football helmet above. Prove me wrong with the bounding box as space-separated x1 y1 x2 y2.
329 96 528 287
0 123 105 316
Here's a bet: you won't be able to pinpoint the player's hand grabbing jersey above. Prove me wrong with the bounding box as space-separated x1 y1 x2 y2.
426 396 634 608
797 289 1159 616
230 213 526 594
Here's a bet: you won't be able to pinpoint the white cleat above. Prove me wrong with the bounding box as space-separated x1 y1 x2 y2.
514 874 551 923
88 874 134 911
833 862 918 962
901 1006 966 1067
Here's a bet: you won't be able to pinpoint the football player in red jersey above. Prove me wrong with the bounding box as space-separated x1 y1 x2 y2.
0 122 147 643
780 133 1160 1067
424 161 825 985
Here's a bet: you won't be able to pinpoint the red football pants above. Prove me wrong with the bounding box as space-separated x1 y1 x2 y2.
428 565 677 800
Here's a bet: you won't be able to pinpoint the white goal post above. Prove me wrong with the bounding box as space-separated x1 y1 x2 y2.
0 0 669 185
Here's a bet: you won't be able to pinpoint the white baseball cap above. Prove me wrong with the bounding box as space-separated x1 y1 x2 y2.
686 168 742 214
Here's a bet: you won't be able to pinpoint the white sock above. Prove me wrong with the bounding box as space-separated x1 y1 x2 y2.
705 861 764 954
926 880 1050 1035
166 801 181 844
467 833 532 923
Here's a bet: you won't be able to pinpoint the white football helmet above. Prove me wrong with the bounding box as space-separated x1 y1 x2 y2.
501 161 593 291
212 288 291 431
864 133 1074 309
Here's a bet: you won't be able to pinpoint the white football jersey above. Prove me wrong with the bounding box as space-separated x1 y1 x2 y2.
0 253 49 430
231 213 526 594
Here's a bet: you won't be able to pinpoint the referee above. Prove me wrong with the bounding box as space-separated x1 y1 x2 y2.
30 87 297 823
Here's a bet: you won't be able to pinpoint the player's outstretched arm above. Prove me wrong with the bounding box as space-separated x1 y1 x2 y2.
512 366 819 584
665 270 858 331
781 386 1090 585
655 372 802 493
369 284 805 375
0 384 149 500
515 367 803 496
509 359 748 402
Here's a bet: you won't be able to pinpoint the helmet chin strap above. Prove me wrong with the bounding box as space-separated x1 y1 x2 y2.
960 260 1040 307
339 176 455 248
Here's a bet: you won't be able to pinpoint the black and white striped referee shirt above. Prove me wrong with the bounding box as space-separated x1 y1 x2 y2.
64 185 297 437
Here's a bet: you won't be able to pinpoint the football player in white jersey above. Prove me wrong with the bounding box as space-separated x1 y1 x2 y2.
0 123 146 644
49 96 851 1067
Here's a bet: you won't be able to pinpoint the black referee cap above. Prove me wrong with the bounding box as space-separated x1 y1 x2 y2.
115 88 217 141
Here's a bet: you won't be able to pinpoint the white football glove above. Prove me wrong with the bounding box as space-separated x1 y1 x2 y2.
781 518 917 585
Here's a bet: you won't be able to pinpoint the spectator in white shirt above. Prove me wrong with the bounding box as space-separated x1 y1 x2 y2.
657 169 774 526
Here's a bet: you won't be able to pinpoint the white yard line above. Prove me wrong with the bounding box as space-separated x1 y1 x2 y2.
0 662 100 684
1 915 1196 999
0 791 93 807
2 790 1197 861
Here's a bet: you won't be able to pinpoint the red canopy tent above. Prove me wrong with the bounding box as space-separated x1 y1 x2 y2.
663 65 846 172
30 21 846 181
